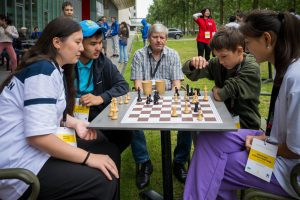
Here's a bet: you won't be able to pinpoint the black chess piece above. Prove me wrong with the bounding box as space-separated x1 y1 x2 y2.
148 94 153 102
146 96 151 104
175 87 180 96
194 102 199 112
137 87 142 102
197 88 201 96
190 88 194 96
186 84 189 96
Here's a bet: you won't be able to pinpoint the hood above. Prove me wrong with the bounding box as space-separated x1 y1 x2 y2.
141 19 147 26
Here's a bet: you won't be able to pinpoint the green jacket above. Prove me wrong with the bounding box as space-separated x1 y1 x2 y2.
182 54 261 129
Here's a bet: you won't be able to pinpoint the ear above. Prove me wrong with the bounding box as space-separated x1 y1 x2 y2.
236 46 243 55
262 32 272 48
52 37 62 49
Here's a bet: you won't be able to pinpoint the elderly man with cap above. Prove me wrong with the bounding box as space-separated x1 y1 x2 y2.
75 20 132 156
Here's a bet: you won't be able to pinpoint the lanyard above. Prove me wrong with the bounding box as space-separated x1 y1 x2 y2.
148 52 162 79
75 64 93 96
53 61 68 124
266 84 280 136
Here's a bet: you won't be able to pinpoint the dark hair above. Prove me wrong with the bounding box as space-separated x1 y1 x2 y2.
288 8 296 13
120 21 129 37
200 8 212 18
62 1 73 10
1 16 81 114
209 26 245 52
240 9 300 86
229 16 236 22
87 29 103 39
0 14 12 25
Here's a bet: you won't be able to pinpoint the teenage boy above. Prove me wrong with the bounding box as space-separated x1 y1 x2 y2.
62 1 74 18
76 20 132 152
182 27 261 129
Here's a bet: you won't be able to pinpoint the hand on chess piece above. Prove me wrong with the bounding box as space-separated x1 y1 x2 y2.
80 93 104 106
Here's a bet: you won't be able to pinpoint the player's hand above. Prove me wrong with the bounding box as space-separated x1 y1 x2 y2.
212 86 222 101
86 154 119 180
80 94 103 106
75 120 97 140
190 56 209 69
245 134 267 151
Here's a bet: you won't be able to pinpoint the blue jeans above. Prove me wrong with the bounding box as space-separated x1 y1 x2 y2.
119 44 128 63
131 130 192 164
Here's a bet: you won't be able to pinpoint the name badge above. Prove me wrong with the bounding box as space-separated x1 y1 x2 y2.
73 98 90 122
245 138 278 182
205 31 210 39
55 127 77 147
232 115 240 129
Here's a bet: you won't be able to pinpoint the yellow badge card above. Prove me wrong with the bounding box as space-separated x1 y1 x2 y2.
233 115 240 129
74 98 90 122
204 31 210 39
245 138 278 182
55 127 77 147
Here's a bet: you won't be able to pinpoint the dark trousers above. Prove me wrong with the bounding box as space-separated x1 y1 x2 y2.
20 137 120 200
101 129 132 153
197 42 211 61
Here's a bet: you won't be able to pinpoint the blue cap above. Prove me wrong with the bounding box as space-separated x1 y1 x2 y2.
80 20 105 38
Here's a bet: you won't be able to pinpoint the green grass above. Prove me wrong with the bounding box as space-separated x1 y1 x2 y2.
120 37 273 199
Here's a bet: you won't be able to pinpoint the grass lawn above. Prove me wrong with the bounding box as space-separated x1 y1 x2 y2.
120 37 273 199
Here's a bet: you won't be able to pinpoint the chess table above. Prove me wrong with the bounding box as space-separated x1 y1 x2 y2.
89 91 236 200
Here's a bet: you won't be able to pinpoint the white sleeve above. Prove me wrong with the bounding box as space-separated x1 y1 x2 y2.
24 68 63 137
193 13 202 19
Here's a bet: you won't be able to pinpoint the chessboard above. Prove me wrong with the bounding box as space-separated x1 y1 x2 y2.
121 96 223 124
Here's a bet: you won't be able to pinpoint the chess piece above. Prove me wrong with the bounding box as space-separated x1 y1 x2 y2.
194 102 199 112
190 87 194 96
197 110 203 121
108 103 113 117
148 94 153 102
119 96 123 104
185 92 189 101
186 84 189 97
146 96 151 104
111 107 118 120
137 87 142 102
112 98 118 112
183 101 191 114
203 85 208 101
171 106 178 117
174 93 178 102
127 93 131 100
124 95 129 104
197 88 201 96
175 87 180 96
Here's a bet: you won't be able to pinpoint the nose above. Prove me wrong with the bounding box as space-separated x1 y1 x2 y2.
79 43 84 52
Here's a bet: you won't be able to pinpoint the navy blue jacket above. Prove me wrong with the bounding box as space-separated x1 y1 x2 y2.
75 53 129 121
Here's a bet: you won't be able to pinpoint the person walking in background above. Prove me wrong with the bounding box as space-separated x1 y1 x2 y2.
140 18 149 47
110 16 119 57
193 8 217 60
0 16 119 200
225 16 240 28
97 16 110 56
118 22 129 64
62 1 74 18
184 10 300 200
30 26 42 40
0 14 19 72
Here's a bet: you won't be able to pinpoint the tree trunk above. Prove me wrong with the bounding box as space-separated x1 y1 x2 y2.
252 0 259 9
220 0 224 25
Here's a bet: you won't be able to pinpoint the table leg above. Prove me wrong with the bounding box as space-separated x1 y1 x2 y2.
161 130 173 200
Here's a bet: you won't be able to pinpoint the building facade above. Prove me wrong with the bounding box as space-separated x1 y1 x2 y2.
0 0 134 33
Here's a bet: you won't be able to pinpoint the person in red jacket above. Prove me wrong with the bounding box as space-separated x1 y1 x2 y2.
193 8 217 60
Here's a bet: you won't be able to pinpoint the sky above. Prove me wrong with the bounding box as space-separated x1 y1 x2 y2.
136 0 154 18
